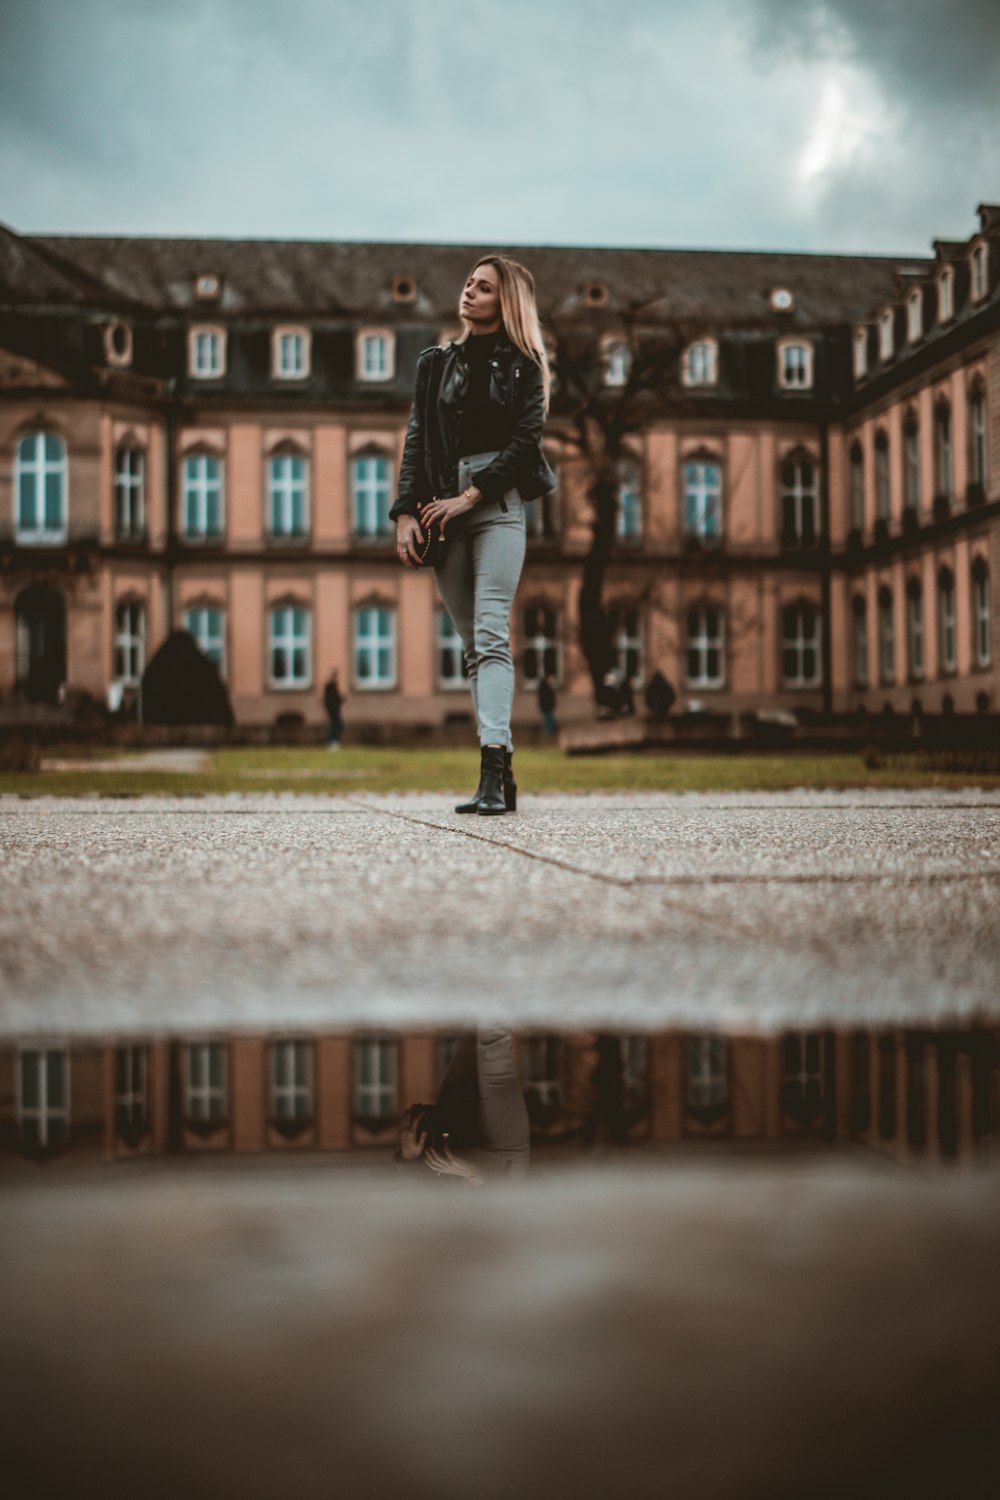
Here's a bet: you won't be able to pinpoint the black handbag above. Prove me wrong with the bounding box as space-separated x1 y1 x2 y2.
414 509 449 568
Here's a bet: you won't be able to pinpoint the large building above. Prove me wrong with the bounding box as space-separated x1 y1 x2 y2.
0 206 997 734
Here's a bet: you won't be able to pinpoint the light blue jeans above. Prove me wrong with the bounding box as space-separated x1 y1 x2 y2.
433 450 527 751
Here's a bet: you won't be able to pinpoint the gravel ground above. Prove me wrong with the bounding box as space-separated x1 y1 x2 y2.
2 788 999 1036
1 1157 998 1500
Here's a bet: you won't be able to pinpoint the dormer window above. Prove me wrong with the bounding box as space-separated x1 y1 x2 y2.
878 308 894 361
272 327 310 380
356 328 395 382
195 273 222 301
777 339 813 391
970 242 988 302
602 337 631 387
391 275 416 304
937 266 954 323
906 288 923 343
769 288 794 312
682 339 718 387
189 326 226 379
582 282 609 307
852 327 868 380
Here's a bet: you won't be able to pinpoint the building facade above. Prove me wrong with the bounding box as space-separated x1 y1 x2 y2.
0 206 997 734
2 1027 997 1171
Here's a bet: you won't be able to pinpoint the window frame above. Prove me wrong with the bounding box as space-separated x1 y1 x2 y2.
682 338 718 388
114 443 146 539
776 339 814 391
184 1041 228 1127
188 325 226 379
355 327 396 383
350 451 394 539
852 596 869 689
781 600 822 689
113 598 146 686
183 602 227 678
906 580 925 681
352 1036 399 1128
903 413 920 514
610 603 644 687
779 450 820 548
933 400 953 503
972 562 991 669
353 603 397 690
852 327 869 380
270 1039 314 1125
14 429 68 544
970 241 988 303
681 456 723 544
685 602 725 690
937 265 955 324
601 336 631 388
17 1044 70 1152
849 441 865 531
938 569 957 674
271 326 311 381
436 608 468 691
266 449 310 539
873 429 891 522
181 449 225 540
521 602 561 690
877 587 895 685
615 458 642 542
967 382 988 488
268 602 312 689
906 288 923 344
878 308 894 362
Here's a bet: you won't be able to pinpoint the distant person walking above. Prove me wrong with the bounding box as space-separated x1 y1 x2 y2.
323 671 344 749
538 673 558 737
390 254 556 815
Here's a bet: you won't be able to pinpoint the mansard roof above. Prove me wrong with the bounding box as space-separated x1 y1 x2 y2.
18 231 918 330
0 222 129 309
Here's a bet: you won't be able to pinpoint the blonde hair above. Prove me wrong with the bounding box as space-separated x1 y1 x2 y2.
457 255 551 413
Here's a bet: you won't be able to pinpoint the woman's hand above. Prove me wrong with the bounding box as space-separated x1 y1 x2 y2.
418 488 480 532
424 1141 484 1187
399 1109 429 1160
396 514 425 568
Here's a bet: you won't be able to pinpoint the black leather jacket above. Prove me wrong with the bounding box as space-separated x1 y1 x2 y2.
389 327 557 521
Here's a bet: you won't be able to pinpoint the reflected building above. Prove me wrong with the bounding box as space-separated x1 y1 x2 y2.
2 1027 997 1171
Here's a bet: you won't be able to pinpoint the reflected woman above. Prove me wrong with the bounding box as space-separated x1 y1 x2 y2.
390 256 555 815
394 1029 530 1185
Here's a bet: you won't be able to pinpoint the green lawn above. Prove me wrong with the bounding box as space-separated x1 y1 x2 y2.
1 746 999 797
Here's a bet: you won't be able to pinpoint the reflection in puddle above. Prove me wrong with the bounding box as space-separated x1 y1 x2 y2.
6 1025 999 1171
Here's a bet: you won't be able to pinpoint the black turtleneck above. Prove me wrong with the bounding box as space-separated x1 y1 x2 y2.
457 326 510 460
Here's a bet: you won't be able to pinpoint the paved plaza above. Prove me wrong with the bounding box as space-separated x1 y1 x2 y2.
2 787 998 1036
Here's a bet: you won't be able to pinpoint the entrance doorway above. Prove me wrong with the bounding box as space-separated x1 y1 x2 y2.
15 585 66 703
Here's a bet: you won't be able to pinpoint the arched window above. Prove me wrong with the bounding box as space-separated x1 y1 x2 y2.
114 599 145 685
351 452 393 538
682 339 717 387
602 338 631 387
353 605 396 688
685 604 724 689
184 1042 228 1130
616 459 642 541
267 450 309 538
114 444 145 538
181 451 224 539
972 559 991 669
852 327 868 380
903 411 920 514
933 400 953 504
682 458 722 543
970 242 988 302
906 287 923 343
780 452 819 548
183 604 226 676
269 603 311 687
852 596 869 688
878 308 894 362
610 604 643 686
781 601 821 688
874 429 890 521
849 441 865 531
877 586 895 685
937 265 954 323
938 567 956 674
15 430 67 542
906 578 925 681
521 603 560 688
437 609 468 689
968 382 987 493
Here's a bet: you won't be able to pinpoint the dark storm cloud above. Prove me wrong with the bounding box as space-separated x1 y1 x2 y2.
748 0 1000 109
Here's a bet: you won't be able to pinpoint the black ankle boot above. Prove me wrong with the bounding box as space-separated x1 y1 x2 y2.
454 746 490 814
476 745 508 815
503 749 517 812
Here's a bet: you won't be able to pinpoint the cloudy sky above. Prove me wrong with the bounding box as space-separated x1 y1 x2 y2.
1 0 997 254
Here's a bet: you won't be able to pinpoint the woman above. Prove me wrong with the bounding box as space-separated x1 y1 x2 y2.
393 1029 531 1185
390 255 556 815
